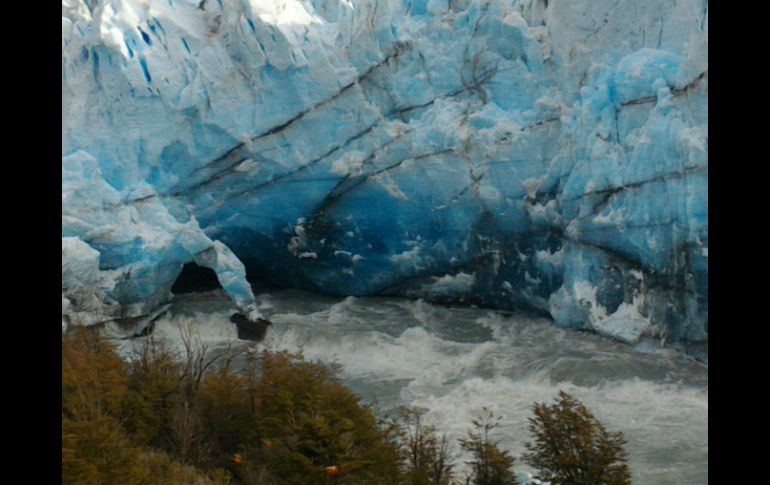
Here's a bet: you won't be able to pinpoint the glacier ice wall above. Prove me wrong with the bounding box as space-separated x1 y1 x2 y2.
62 0 707 343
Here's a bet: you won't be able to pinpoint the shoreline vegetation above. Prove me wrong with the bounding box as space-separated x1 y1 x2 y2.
63 326 631 485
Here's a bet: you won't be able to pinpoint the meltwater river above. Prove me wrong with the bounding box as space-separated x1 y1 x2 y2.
117 289 707 485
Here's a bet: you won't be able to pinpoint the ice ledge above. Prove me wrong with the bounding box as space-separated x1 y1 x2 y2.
62 150 261 327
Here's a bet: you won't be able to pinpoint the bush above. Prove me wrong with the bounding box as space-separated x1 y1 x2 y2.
62 326 402 485
62 413 140 484
238 350 402 485
459 408 518 485
63 328 635 485
62 328 131 422
523 391 631 485
62 328 225 484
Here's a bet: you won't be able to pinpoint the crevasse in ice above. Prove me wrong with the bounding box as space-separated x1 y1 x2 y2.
62 0 707 343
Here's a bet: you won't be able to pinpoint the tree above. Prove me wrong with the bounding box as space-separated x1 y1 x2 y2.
62 326 404 484
392 406 454 485
523 391 631 485
240 350 402 485
62 328 228 485
459 408 517 485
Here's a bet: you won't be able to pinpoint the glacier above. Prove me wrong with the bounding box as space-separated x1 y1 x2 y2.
62 0 707 343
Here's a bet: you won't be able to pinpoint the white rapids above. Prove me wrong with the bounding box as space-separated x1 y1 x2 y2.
117 289 707 485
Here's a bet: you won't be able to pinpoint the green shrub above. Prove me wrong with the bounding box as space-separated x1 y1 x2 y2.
523 391 631 485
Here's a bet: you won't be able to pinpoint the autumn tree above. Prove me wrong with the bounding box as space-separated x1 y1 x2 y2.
391 406 454 485
63 324 424 484
240 350 402 485
62 328 228 484
523 391 631 485
459 408 518 485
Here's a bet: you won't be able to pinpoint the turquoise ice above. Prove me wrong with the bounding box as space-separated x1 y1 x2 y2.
62 0 707 343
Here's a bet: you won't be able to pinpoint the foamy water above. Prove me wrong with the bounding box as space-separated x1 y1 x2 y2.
117 289 707 485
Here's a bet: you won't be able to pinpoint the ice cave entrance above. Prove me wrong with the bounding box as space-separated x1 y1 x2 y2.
171 262 222 295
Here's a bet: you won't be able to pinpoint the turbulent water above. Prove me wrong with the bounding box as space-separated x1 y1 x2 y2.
117 289 707 485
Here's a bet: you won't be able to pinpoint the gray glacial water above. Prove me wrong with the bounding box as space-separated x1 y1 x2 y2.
117 289 707 485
